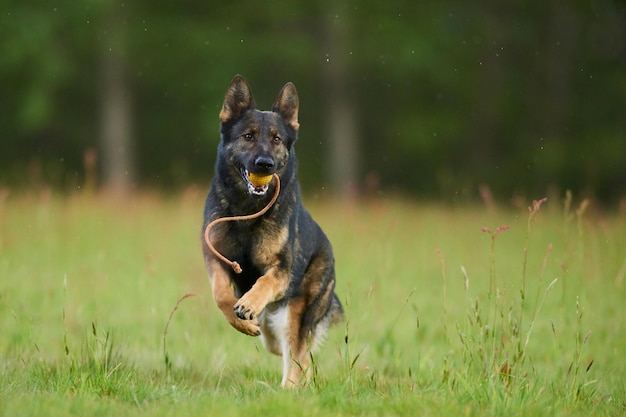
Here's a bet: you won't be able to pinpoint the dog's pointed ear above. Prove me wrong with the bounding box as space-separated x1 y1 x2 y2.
272 82 299 132
220 75 256 123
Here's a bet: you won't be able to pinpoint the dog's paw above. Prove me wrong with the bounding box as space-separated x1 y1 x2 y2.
233 292 263 321
230 315 260 336
233 302 254 321
239 318 261 336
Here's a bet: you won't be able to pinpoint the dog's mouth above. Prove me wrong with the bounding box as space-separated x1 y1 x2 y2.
239 166 273 196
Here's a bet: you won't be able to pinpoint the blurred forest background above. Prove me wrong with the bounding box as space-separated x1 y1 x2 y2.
1 0 624 203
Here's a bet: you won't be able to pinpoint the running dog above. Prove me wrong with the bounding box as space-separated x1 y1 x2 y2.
202 75 343 387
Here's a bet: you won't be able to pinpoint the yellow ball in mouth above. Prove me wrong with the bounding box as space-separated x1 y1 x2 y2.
248 172 273 187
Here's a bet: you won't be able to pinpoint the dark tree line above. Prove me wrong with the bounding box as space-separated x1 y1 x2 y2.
1 0 624 202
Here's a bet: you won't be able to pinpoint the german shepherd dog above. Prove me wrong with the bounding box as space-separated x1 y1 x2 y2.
201 75 343 387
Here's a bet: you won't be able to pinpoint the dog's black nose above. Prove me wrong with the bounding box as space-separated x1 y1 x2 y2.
254 156 274 170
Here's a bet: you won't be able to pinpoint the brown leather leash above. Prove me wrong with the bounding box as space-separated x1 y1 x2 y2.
203 173 281 274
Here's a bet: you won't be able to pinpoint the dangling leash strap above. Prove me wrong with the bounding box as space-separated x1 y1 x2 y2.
203 174 281 274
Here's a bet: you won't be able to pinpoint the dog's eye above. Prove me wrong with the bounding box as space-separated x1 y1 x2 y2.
272 135 282 144
243 132 254 141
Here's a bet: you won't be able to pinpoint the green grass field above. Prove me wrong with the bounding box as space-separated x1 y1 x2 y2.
1 190 624 416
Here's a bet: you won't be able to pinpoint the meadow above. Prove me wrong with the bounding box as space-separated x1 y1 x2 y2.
1 189 624 416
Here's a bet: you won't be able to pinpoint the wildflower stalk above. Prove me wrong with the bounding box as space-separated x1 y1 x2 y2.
518 197 547 358
481 225 510 375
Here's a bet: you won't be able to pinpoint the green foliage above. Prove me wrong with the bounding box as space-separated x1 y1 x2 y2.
0 1 624 200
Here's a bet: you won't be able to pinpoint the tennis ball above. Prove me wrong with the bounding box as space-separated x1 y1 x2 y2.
248 172 273 187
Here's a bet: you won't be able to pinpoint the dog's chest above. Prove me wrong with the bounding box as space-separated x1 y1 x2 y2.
224 220 289 269
250 224 289 266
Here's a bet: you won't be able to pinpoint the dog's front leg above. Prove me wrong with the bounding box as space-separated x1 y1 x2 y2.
233 269 289 321
206 257 260 336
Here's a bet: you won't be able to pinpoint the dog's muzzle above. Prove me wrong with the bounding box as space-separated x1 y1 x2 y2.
239 166 272 196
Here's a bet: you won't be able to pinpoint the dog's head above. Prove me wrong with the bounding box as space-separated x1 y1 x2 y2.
217 75 299 197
